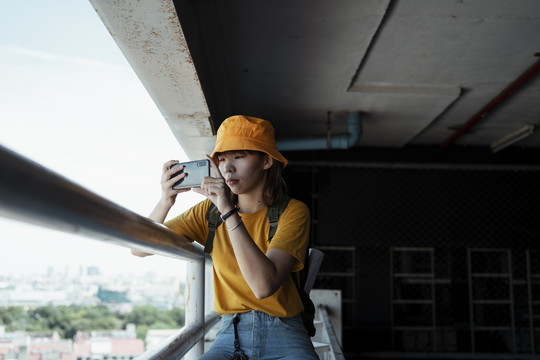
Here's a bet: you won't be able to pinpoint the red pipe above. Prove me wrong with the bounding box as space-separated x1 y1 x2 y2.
440 54 540 150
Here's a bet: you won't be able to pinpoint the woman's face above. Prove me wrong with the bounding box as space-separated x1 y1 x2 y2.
217 151 273 196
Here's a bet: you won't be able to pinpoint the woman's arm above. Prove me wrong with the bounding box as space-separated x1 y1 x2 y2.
131 160 190 257
226 213 297 298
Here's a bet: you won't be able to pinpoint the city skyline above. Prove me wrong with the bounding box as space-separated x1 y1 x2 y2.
0 1 205 279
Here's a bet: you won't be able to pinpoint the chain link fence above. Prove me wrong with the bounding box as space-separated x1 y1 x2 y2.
285 163 540 356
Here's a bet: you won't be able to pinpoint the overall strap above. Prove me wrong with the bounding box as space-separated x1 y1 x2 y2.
267 196 291 241
205 204 222 253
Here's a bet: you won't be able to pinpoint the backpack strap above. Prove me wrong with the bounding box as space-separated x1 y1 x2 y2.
205 195 291 253
291 249 317 337
267 196 291 241
205 203 222 253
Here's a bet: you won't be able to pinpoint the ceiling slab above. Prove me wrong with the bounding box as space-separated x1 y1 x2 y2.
354 0 540 147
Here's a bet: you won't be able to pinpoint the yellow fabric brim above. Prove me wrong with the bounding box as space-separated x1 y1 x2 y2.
211 136 288 168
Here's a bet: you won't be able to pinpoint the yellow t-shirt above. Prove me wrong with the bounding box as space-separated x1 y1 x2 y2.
165 198 310 317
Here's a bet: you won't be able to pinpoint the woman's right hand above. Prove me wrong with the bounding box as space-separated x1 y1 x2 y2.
132 159 190 258
160 160 190 207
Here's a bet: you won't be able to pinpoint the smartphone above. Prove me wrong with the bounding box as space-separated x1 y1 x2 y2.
170 159 210 190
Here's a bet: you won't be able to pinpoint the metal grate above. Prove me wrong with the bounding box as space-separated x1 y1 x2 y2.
285 163 540 356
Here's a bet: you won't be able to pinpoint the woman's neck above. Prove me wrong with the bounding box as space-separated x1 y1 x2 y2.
237 193 266 214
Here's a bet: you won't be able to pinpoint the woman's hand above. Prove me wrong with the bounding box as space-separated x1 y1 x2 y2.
160 160 191 207
192 155 234 213
131 159 189 257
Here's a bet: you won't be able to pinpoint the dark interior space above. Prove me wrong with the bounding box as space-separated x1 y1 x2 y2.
284 158 540 358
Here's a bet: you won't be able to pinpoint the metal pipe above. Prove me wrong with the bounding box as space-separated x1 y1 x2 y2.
185 259 206 359
440 54 540 150
276 111 363 151
0 144 204 261
135 312 220 360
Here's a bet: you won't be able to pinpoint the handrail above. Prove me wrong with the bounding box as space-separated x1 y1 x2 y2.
0 144 204 261
318 305 346 360
0 144 216 359
136 312 221 360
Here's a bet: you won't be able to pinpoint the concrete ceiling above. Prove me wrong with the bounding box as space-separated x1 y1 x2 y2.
91 0 540 164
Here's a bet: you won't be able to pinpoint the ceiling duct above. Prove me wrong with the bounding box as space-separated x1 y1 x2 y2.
276 112 362 151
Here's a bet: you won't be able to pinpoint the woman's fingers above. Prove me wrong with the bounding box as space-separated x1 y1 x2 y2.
163 159 179 173
167 167 185 183
161 161 182 183
200 177 224 195
191 187 206 197
159 160 193 196
206 154 223 179
195 169 233 212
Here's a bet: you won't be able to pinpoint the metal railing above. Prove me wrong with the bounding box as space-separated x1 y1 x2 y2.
136 313 220 360
0 144 218 359
0 144 346 359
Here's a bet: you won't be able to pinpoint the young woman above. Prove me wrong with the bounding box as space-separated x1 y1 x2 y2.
134 115 318 359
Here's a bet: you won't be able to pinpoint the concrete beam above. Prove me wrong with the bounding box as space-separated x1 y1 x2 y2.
89 0 214 159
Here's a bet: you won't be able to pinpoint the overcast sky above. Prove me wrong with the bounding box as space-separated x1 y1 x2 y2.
0 1 205 278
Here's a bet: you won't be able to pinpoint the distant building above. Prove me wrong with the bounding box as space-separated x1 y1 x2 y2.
0 328 73 360
96 287 128 304
86 267 100 277
73 325 143 360
0 325 143 360
1 287 69 307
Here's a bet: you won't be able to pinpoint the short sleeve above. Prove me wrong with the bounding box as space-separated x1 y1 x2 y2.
267 199 310 272
164 199 212 246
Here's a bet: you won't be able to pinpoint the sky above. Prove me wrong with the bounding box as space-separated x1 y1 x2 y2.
0 1 205 278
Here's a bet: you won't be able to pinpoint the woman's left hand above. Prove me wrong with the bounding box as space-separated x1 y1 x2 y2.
192 155 234 213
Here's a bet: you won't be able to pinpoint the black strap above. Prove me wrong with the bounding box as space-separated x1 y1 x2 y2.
291 248 317 337
205 196 291 253
232 316 248 360
267 196 290 241
205 205 222 253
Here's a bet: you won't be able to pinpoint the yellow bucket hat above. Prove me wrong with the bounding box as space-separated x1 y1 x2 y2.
211 115 288 167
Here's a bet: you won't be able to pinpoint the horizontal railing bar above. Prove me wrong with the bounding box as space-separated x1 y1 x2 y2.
0 144 204 261
135 312 221 360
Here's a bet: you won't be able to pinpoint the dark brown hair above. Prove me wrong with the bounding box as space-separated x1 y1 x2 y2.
216 150 287 206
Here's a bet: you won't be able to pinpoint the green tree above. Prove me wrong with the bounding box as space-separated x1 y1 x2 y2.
122 305 175 328
167 308 185 327
0 304 185 341
120 305 185 340
25 305 118 338
0 307 27 331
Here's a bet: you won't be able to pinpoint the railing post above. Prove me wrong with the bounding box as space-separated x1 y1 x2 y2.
185 259 205 359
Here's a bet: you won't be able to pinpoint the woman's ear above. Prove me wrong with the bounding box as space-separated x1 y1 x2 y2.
263 154 274 170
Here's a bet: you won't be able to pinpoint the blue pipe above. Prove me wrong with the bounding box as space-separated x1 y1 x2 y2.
276 111 362 151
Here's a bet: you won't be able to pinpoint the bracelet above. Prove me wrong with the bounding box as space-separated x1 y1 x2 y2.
220 206 240 221
226 219 243 232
